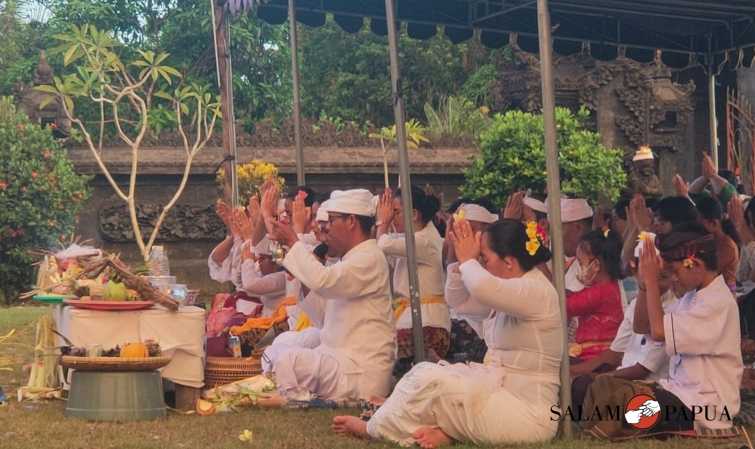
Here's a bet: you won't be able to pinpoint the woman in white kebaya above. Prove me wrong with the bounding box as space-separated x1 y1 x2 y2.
376 186 449 367
239 237 287 316
333 218 563 447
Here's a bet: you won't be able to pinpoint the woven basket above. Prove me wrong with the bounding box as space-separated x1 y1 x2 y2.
204 349 264 388
61 355 171 372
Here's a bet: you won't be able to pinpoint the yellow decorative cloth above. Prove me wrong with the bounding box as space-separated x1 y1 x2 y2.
568 340 611 358
393 295 445 321
230 297 297 335
294 312 311 332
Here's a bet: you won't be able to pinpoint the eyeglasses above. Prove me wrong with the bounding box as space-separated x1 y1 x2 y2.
327 213 348 225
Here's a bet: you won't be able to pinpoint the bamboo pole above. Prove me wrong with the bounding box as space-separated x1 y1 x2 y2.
536 0 572 438
289 0 305 186
211 0 239 206
709 70 719 170
385 0 425 363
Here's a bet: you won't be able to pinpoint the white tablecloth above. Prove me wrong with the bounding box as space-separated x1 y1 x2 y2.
55 305 206 388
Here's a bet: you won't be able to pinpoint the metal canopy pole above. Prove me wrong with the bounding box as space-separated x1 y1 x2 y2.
710 71 719 169
385 0 425 363
211 0 239 207
289 0 305 185
536 0 572 438
708 36 719 169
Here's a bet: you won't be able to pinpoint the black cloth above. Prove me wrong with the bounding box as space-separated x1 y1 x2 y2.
444 319 488 364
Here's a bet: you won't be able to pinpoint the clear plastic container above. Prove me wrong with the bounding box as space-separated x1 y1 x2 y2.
148 246 170 277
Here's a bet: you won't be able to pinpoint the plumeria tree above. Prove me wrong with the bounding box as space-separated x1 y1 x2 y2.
369 119 429 188
36 25 222 262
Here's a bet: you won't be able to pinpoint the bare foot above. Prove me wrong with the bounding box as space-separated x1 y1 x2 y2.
256 394 287 408
412 426 452 449
332 415 369 439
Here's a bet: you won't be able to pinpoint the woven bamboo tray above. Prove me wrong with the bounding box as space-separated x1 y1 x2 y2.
204 351 264 388
61 355 171 372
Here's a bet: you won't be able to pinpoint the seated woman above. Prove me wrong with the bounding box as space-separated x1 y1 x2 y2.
443 202 498 364
376 186 449 373
332 219 562 447
695 196 739 292
208 199 244 288
583 223 743 436
571 233 678 409
567 230 624 362
240 237 287 316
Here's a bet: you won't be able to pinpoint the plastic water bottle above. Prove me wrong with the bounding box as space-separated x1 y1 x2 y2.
148 246 171 276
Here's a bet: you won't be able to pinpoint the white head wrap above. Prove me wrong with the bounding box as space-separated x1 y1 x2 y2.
523 196 547 214
458 203 498 224
552 198 593 223
327 189 376 217
316 200 331 222
254 237 272 257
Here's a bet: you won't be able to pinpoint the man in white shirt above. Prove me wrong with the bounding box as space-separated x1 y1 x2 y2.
555 198 594 293
267 189 396 403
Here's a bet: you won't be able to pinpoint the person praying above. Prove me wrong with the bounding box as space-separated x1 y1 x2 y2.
376 185 448 374
267 189 396 403
444 202 499 363
332 219 562 447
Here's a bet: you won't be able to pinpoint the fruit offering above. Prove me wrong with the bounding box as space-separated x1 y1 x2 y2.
62 340 162 358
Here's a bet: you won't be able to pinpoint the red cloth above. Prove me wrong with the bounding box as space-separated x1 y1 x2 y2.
567 280 623 360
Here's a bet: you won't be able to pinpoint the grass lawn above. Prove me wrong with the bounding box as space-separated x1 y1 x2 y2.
0 306 750 449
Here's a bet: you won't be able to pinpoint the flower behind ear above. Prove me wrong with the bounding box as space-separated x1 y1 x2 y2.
525 221 542 256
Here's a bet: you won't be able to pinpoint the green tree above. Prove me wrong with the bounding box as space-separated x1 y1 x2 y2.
462 107 626 207
0 1 52 96
0 96 90 304
299 18 476 127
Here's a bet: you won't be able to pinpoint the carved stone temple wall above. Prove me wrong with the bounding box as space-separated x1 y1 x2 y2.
491 47 700 194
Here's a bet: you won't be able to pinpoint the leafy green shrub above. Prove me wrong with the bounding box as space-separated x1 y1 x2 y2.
0 97 90 304
424 96 492 143
461 64 497 106
461 107 626 207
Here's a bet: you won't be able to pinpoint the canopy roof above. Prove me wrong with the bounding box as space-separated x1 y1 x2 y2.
256 0 755 68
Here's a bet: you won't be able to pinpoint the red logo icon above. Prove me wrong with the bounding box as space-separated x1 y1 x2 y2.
624 393 661 430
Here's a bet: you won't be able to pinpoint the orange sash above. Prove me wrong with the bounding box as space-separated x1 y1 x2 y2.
230 297 297 335
393 295 446 321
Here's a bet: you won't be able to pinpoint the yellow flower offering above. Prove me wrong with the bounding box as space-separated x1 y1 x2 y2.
526 240 540 256
238 429 254 443
526 221 538 239
525 221 541 255
453 209 465 221
216 159 285 199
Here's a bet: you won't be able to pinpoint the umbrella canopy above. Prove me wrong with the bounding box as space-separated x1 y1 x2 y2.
256 0 755 67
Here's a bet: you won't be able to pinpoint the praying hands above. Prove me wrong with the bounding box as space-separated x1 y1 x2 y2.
448 218 481 264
